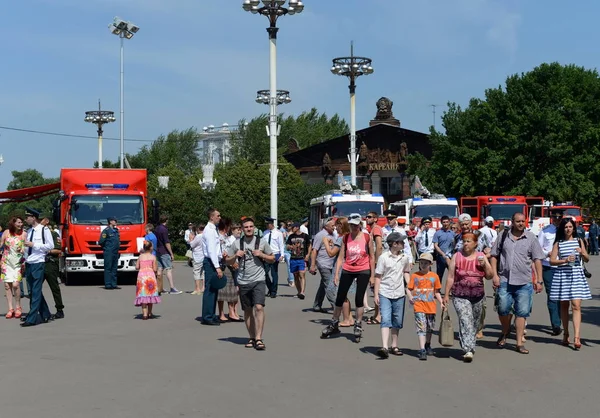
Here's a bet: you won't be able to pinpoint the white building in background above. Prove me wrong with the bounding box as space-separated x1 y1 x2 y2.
199 123 246 165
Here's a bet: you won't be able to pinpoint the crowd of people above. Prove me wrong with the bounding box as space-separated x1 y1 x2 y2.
0 206 594 361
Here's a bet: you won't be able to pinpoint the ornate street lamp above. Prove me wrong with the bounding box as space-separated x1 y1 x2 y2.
243 0 304 221
331 42 373 187
256 89 291 105
109 16 139 169
84 101 116 169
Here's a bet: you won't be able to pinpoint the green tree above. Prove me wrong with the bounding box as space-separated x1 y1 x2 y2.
231 108 348 163
429 62 600 207
0 169 59 225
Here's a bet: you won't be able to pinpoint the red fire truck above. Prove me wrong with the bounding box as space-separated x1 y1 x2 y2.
460 196 543 229
0 168 158 284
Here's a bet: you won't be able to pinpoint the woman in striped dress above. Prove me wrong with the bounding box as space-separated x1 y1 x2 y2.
549 218 591 350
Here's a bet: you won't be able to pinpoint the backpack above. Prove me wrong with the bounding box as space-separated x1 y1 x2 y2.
239 236 264 271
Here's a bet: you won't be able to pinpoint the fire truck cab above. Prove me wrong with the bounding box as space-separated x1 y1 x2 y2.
389 194 459 228
460 196 540 229
309 190 385 236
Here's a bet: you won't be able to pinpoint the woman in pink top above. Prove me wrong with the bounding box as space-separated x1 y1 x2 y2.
321 213 374 342
443 233 493 362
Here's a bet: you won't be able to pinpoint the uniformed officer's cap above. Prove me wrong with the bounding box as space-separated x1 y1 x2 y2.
264 217 276 224
384 210 397 219
107 216 117 223
421 217 433 224
25 207 41 218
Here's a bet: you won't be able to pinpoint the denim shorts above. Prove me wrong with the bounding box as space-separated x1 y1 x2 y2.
497 282 533 318
378 295 406 329
158 254 173 270
290 259 306 273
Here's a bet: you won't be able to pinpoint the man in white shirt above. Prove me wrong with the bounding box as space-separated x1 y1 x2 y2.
415 216 436 256
382 210 413 264
537 209 564 336
184 223 194 249
300 218 309 235
262 217 285 298
479 216 498 247
21 207 54 327
201 208 223 326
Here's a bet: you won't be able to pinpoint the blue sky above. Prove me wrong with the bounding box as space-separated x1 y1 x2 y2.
1 0 598 190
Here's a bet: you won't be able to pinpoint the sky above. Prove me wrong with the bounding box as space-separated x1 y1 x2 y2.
1 0 599 190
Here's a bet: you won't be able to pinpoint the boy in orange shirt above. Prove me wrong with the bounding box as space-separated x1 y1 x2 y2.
407 253 444 361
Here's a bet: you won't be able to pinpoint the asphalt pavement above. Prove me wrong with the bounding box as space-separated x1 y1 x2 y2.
0 259 598 418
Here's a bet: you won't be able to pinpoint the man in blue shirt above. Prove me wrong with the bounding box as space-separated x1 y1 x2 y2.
432 215 455 283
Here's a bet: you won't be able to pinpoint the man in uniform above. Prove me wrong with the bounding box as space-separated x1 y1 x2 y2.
99 216 121 290
589 218 599 255
21 207 54 327
41 217 65 318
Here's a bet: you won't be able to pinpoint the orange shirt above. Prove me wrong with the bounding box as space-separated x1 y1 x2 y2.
408 271 441 314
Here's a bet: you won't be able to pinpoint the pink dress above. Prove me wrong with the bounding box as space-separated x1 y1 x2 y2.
135 258 161 306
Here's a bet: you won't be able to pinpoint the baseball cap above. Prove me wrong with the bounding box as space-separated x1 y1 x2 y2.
458 213 472 223
386 231 407 243
418 253 434 263
348 213 362 225
484 216 494 223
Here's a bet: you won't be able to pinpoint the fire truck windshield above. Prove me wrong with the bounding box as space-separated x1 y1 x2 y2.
413 205 458 219
563 208 581 217
333 201 383 217
70 195 144 225
487 204 526 220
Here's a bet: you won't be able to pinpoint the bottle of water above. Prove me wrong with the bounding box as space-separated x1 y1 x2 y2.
568 249 577 267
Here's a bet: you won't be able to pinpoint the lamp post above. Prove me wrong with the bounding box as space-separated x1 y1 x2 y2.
256 89 291 105
84 101 116 168
331 42 373 187
243 0 304 221
109 16 139 169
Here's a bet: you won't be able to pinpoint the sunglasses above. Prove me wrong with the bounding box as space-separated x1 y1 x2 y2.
366 216 375 219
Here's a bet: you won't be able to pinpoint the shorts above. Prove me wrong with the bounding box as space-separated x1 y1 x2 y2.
497 282 533 318
414 312 436 336
290 258 306 274
192 260 204 281
157 254 173 271
378 295 405 329
239 281 266 310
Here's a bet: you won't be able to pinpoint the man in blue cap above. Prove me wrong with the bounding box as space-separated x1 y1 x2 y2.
99 216 121 290
21 207 54 327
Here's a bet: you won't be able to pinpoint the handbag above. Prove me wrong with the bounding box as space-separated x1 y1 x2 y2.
185 249 193 259
577 239 592 279
438 307 454 347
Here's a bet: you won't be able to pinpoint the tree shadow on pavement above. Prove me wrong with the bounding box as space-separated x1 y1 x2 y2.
581 305 600 327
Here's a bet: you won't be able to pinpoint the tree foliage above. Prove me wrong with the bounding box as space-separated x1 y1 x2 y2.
230 108 348 163
429 62 600 207
0 169 58 225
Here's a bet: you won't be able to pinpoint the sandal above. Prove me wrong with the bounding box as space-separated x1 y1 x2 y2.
245 339 255 348
389 347 403 356
5 309 14 319
496 333 508 347
142 315 149 320
574 337 582 350
14 307 22 319
254 339 266 351
562 334 570 347
515 345 529 354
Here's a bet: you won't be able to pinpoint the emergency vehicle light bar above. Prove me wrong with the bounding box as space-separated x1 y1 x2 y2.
85 183 130 190
447 197 457 200
496 198 517 202
413 198 423 201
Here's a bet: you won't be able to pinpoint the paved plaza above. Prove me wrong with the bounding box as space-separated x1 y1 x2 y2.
1 261 599 418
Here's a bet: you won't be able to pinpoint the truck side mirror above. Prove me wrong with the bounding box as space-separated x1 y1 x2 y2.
151 198 160 225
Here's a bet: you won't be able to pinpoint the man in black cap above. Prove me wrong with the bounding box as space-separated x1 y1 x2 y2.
263 217 285 298
99 216 121 290
537 208 564 335
21 207 54 327
415 217 436 257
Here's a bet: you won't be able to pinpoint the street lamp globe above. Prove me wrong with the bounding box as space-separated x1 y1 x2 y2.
84 101 116 169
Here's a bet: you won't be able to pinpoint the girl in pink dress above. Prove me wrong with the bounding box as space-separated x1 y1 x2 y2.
1 216 27 319
135 241 161 320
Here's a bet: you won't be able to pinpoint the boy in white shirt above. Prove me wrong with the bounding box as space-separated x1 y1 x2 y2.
373 232 411 358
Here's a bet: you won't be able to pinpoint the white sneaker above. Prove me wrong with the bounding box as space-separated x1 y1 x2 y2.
463 352 474 362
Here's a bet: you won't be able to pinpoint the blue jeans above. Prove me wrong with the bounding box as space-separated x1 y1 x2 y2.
436 256 448 285
378 295 406 329
542 267 561 328
265 254 280 295
25 263 51 325
497 282 533 318
201 259 219 323
284 251 293 282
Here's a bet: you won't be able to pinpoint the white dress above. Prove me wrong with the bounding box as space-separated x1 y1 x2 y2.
549 239 592 301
